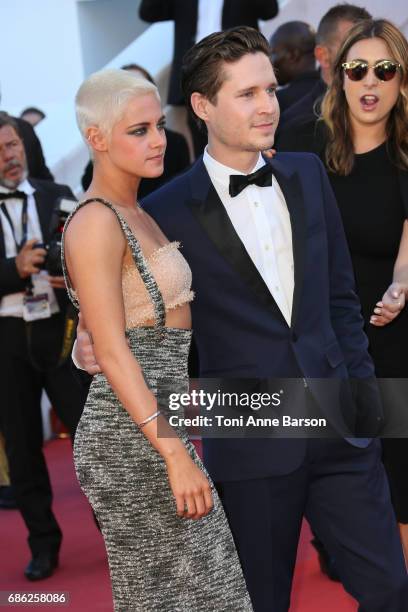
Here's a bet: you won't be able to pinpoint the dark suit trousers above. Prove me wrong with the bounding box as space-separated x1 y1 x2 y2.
0 315 86 556
216 438 408 612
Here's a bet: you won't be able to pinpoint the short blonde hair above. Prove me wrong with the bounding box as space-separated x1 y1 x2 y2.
75 68 159 143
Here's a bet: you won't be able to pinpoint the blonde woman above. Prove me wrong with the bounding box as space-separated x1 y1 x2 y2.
62 69 252 611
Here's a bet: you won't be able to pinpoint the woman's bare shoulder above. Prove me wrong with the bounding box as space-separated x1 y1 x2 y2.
65 201 125 245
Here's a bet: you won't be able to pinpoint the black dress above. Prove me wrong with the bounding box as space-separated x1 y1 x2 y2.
329 142 408 523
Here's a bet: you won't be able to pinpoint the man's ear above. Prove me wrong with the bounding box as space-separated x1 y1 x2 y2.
190 92 211 124
86 126 108 153
315 45 330 71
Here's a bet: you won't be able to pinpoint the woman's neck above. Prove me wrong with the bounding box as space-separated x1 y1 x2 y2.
86 162 140 209
350 116 387 154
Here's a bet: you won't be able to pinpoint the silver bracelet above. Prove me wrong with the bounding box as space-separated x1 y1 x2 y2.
138 410 161 429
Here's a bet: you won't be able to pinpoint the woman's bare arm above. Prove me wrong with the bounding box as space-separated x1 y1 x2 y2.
65 203 212 518
371 220 408 326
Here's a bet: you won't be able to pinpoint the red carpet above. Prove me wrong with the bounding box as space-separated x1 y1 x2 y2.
0 439 357 611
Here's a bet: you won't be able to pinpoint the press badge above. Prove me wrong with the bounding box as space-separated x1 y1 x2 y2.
23 293 51 321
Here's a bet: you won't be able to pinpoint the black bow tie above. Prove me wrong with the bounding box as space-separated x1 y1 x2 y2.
229 164 273 198
0 190 27 201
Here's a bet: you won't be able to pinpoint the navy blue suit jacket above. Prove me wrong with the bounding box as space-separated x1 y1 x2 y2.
142 152 383 482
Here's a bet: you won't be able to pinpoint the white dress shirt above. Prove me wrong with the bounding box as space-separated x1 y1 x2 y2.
196 0 224 42
0 179 59 317
203 148 294 325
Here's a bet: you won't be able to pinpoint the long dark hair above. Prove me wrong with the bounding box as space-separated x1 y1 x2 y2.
321 19 408 175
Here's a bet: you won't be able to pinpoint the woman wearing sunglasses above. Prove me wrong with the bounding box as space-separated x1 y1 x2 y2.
321 19 408 559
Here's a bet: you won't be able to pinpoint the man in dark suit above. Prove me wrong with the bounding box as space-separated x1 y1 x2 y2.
75 28 408 611
0 110 53 512
277 3 371 135
139 0 279 157
270 21 319 114
0 113 85 580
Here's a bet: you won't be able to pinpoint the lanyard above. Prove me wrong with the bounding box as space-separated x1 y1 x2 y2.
0 196 28 252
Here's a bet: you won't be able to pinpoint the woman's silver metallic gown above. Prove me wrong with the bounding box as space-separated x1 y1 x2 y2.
62 199 252 612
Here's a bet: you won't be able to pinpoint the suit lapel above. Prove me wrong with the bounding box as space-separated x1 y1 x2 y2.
186 159 286 321
30 180 52 243
0 215 5 258
0 182 53 254
0 183 46 257
270 158 307 328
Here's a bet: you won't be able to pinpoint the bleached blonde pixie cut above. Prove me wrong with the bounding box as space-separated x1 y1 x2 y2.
75 68 159 149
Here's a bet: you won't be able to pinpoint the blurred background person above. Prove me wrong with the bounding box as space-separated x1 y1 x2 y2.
270 21 319 114
0 433 15 509
320 18 408 561
20 107 46 128
1 88 52 181
0 98 52 514
81 64 191 197
0 112 86 581
139 0 279 157
276 3 372 137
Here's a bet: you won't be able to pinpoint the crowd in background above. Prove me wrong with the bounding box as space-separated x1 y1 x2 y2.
0 1 408 603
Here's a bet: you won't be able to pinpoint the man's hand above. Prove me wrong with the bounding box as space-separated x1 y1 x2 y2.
370 282 406 327
47 275 67 289
75 312 102 374
15 238 46 278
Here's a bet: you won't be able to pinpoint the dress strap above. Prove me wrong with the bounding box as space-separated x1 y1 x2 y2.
61 197 166 341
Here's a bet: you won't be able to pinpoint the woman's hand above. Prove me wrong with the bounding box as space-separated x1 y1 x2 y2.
262 148 277 159
370 282 406 327
166 452 213 520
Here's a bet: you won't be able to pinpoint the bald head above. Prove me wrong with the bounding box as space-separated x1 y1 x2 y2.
270 21 316 85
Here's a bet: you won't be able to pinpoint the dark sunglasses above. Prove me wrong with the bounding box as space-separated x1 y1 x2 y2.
342 59 401 82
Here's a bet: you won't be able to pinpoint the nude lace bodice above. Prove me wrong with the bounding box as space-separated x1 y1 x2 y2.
62 198 194 334
122 241 194 327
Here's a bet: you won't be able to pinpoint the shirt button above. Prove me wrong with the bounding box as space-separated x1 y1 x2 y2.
275 286 280 291
254 202 259 207
265 245 270 251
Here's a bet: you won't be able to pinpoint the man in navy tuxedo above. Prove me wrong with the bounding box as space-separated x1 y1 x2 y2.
76 27 408 611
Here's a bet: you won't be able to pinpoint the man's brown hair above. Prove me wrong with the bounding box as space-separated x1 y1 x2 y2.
181 26 272 128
